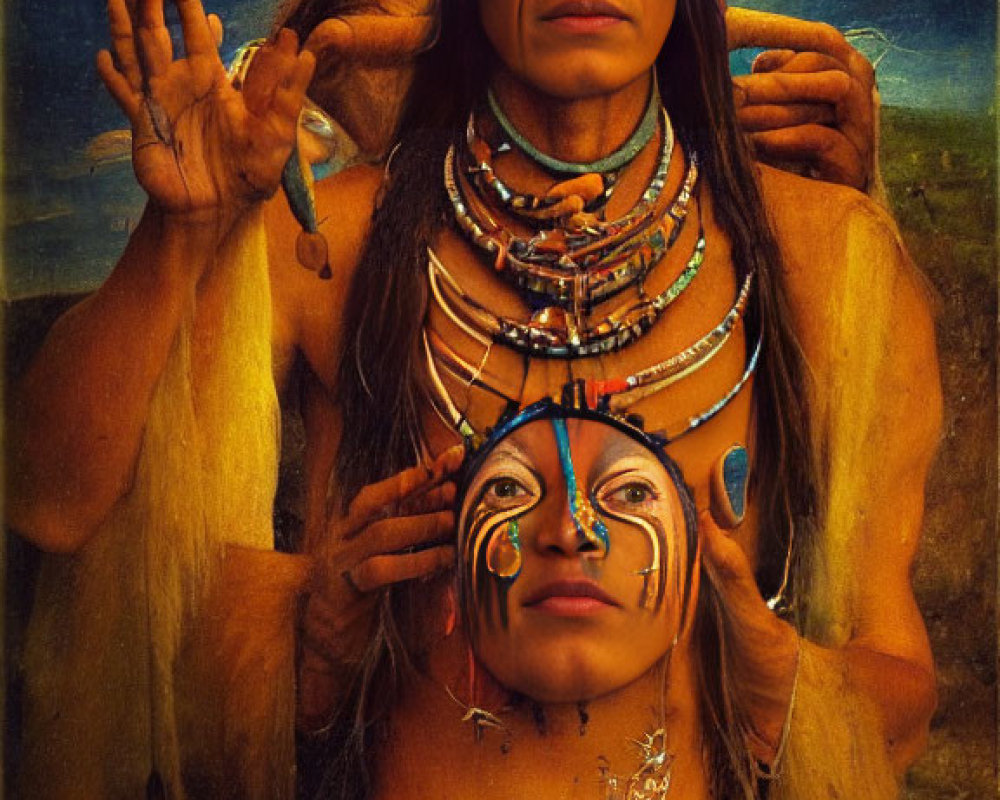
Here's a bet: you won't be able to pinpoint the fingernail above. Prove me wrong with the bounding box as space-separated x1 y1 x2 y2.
752 49 791 73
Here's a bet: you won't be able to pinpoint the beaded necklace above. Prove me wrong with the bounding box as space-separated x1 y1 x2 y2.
449 144 700 316
429 265 754 408
427 211 707 359
425 88 760 455
446 111 681 271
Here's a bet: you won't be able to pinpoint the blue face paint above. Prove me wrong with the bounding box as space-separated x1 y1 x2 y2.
551 418 610 556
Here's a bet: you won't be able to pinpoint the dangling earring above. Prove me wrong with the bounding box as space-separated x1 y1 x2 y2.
710 444 749 529
487 517 522 579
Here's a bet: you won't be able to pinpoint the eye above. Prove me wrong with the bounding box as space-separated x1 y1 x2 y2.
607 482 656 506
487 477 529 500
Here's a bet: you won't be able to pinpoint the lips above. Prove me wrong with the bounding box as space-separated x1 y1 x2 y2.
540 0 629 22
541 0 628 19
523 579 620 614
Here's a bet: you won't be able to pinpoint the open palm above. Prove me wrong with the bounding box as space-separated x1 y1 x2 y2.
97 0 314 218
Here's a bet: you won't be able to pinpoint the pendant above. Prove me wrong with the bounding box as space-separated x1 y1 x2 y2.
598 729 674 800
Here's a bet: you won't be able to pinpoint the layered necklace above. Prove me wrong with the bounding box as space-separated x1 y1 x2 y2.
444 80 708 345
426 81 761 446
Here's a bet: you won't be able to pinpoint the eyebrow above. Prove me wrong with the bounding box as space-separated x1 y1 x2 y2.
477 442 547 492
487 442 535 471
588 437 660 481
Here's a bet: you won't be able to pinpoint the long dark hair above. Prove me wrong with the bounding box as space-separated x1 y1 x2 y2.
280 1 816 797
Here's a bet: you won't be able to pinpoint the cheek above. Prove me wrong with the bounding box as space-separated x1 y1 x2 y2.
601 507 685 610
478 1 523 68
639 1 679 57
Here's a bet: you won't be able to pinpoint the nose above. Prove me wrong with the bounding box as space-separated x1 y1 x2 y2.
533 487 607 558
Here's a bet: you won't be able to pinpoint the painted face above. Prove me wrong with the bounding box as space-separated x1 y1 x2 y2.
477 0 678 99
457 416 694 703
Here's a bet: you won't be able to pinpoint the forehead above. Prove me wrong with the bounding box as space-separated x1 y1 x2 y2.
480 418 665 477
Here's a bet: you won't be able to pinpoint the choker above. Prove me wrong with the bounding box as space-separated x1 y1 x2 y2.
465 105 675 226
486 78 661 176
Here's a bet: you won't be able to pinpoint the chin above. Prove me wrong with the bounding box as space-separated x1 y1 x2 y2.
485 647 642 704
515 58 648 101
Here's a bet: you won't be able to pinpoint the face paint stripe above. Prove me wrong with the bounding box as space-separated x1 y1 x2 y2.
462 491 539 636
469 506 523 590
552 418 611 555
597 504 670 609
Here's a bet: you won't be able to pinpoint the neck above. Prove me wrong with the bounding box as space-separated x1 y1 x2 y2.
489 69 655 167
374 630 712 799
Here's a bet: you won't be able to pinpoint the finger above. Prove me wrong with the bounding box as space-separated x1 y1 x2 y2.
399 481 456 516
108 0 143 92
286 48 317 96
345 445 464 531
244 34 309 120
750 125 865 188
97 49 142 119
754 50 845 77
726 7 853 68
267 41 315 119
174 0 218 58
733 70 850 107
350 545 456 592
273 25 301 55
396 447 465 510
242 43 285 117
304 14 437 67
737 102 836 132
750 48 795 73
269 86 307 138
357 510 455 560
427 443 467 482
134 15 173 80
136 0 166 29
206 12 223 49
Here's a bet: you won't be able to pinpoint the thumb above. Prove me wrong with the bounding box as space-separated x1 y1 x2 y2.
304 14 437 67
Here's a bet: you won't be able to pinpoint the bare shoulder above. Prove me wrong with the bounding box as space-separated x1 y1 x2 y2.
266 164 384 389
757 166 905 286
757 165 933 323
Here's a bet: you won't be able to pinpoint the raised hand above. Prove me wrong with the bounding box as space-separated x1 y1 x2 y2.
298 445 464 728
97 0 314 223
726 7 876 191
